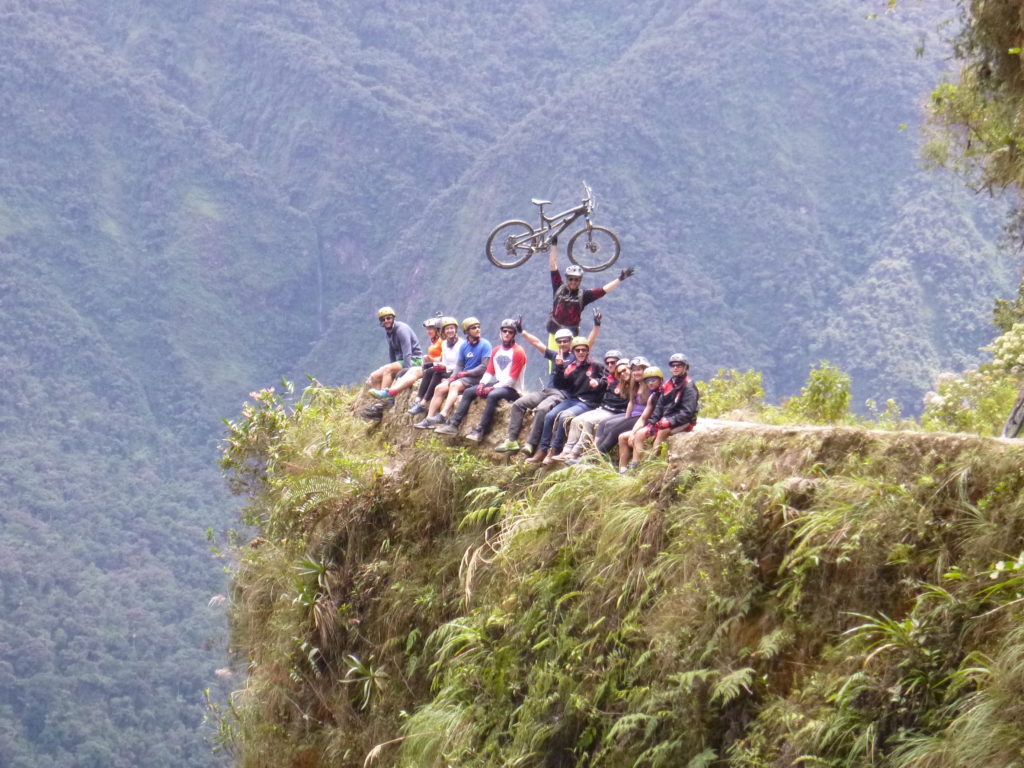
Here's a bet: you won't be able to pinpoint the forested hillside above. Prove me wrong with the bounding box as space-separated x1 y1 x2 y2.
0 0 1015 765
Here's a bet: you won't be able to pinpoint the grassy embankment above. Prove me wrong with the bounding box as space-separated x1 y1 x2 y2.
216 384 1024 768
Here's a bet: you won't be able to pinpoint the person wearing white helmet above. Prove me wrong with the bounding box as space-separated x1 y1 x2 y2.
495 315 601 455
408 316 462 415
414 317 491 429
366 306 423 392
526 335 606 464
595 356 652 454
547 236 634 338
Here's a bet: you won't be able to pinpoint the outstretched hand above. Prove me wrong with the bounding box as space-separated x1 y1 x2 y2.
514 313 523 333
593 309 602 327
619 266 635 281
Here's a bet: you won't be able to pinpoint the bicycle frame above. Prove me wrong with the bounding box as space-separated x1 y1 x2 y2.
531 183 596 249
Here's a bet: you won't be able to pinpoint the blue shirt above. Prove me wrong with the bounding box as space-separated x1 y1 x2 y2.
457 337 492 373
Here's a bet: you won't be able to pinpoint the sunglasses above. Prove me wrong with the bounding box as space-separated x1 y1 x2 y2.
670 362 686 367
467 324 481 330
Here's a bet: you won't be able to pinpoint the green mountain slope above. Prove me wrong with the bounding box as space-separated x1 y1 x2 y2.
302 1 1011 410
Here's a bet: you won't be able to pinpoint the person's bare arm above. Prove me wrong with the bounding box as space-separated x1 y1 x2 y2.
587 309 601 347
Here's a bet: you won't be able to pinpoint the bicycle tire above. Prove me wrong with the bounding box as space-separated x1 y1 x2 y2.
567 225 621 272
1003 390 1024 438
486 219 537 269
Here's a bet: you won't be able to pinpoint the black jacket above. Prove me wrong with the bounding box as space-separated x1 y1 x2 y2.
651 375 699 428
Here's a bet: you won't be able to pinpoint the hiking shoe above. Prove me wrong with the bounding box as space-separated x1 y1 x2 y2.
434 423 458 436
521 442 535 456
361 404 385 421
417 414 445 429
407 402 426 416
466 427 485 442
495 440 520 453
369 388 394 403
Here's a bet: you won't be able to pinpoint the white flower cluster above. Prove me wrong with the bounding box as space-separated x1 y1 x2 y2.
985 323 1024 373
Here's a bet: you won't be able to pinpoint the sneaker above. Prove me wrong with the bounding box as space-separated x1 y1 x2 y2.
549 452 571 462
466 428 484 442
407 402 426 416
495 440 520 453
434 423 459 436
521 442 535 456
413 415 436 429
369 388 394 403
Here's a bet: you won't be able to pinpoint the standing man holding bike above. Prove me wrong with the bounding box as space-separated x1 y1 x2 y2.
547 238 634 337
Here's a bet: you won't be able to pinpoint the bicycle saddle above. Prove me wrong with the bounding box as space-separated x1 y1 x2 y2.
531 198 551 206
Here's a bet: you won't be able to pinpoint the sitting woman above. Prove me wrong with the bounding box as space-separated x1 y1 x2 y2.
595 356 649 456
408 316 458 415
616 365 664 473
551 359 633 463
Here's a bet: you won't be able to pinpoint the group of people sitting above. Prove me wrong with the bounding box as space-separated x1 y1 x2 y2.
362 239 697 471
365 309 698 472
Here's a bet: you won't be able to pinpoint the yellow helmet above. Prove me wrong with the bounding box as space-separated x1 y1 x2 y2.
643 366 664 380
377 306 396 325
462 316 481 332
570 336 590 350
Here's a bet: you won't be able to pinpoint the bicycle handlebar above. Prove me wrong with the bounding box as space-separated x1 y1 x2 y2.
581 181 595 215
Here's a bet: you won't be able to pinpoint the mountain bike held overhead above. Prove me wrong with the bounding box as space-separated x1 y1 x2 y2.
486 181 622 271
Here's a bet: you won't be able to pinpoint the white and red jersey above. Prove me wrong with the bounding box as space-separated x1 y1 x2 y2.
481 342 527 391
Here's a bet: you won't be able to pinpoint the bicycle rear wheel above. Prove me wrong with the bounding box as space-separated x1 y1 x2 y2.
1002 388 1024 438
567 225 621 272
486 220 537 269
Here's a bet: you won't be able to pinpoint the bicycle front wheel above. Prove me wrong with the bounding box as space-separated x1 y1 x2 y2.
1003 389 1024 438
486 220 537 269
567 225 621 272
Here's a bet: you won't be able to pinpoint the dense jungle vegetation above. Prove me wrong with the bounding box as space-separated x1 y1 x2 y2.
2 0 1023 765
217 381 1024 767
